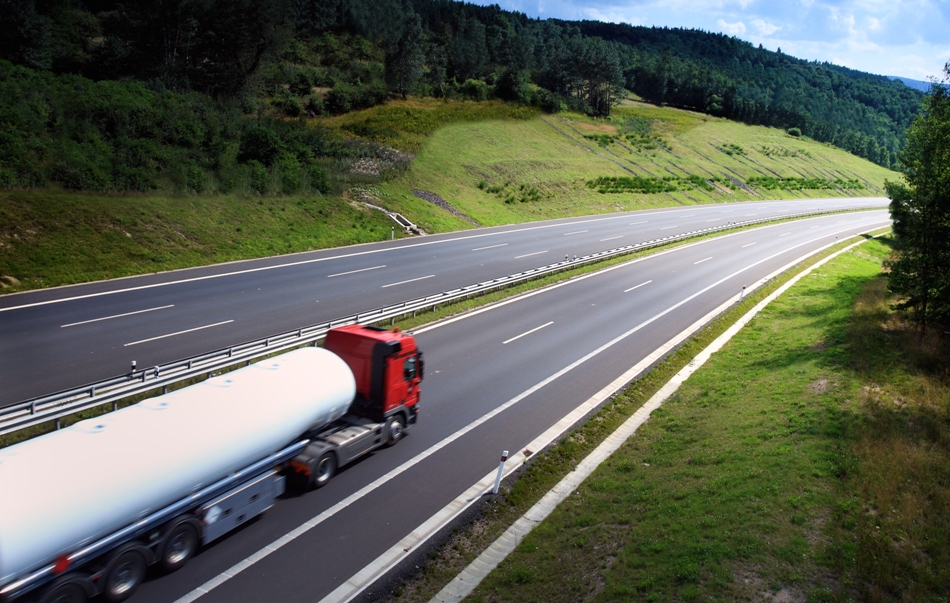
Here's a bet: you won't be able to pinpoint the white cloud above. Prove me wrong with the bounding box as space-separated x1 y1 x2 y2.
751 18 780 35
717 18 746 35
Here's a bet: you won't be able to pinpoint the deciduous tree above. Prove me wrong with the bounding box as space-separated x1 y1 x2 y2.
885 63 950 332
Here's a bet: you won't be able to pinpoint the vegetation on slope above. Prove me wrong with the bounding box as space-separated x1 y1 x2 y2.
0 0 924 196
360 99 896 228
0 97 898 292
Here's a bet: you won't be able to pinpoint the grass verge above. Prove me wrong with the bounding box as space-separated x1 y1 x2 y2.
0 190 400 293
378 230 902 603
439 234 949 603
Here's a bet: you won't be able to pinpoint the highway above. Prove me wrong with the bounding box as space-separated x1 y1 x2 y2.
101 208 888 603
0 197 886 405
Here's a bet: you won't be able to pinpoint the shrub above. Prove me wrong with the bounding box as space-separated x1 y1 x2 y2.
248 160 268 194
787 127 802 137
460 79 491 101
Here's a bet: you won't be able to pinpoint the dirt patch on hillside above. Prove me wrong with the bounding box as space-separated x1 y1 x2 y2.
411 190 480 226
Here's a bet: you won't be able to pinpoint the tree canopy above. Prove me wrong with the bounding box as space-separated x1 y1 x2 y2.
885 63 950 332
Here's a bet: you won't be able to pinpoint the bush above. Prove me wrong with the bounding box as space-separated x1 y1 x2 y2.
248 160 268 194
787 127 802 137
276 152 301 194
271 88 302 117
239 125 284 166
308 162 331 194
460 79 491 101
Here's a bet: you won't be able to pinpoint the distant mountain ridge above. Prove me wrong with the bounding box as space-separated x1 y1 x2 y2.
887 76 945 93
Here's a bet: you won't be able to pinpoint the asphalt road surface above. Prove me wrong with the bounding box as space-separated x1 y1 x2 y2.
104 208 889 603
0 197 887 405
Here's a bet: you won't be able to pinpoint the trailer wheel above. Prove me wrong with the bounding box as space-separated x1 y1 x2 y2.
384 414 405 447
38 577 91 603
102 547 147 602
160 519 199 573
311 451 336 489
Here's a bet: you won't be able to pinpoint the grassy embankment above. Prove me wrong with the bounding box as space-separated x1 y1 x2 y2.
2 98 896 293
431 237 947 602
333 98 897 227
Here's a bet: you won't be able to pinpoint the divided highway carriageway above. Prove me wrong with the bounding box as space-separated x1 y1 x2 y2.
12 205 889 603
0 197 886 406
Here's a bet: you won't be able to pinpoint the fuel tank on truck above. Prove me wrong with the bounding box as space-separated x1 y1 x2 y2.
0 346 356 587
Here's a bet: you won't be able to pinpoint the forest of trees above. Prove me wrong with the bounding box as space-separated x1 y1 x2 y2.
0 0 926 195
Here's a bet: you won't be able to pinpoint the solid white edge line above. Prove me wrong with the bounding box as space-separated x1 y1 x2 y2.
472 244 508 251
694 257 712 265
60 304 174 328
429 233 886 603
381 275 436 288
623 280 652 293
171 216 891 603
123 320 233 347
514 251 547 259
327 265 386 278
502 321 554 345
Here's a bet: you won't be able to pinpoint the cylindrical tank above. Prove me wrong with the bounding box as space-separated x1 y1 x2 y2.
0 347 355 587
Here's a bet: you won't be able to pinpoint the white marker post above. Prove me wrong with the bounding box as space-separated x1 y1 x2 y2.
492 450 508 495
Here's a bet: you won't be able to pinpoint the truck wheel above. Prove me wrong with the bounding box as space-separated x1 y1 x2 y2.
384 414 405 447
38 578 90 603
102 547 147 602
160 519 199 572
311 451 336 489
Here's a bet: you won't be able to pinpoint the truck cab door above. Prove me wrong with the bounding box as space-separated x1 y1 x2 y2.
384 352 422 414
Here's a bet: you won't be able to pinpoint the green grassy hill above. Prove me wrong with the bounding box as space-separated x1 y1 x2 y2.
340 99 896 229
1 99 897 293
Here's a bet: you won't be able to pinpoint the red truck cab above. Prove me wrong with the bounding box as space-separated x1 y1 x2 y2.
324 324 423 426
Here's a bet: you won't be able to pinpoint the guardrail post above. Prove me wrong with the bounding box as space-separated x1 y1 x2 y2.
113 401 118 412
54 418 60 430
30 402 35 415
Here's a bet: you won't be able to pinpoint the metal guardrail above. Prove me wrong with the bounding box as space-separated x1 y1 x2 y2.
0 206 878 437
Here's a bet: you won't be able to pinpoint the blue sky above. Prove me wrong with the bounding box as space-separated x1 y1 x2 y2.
468 0 949 81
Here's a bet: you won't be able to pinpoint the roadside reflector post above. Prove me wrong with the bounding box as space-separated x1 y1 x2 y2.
492 450 508 495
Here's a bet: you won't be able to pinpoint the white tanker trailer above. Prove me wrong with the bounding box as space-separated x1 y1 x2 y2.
0 325 423 603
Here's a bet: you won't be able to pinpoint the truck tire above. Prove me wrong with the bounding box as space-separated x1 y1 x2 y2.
311 451 336 489
159 518 199 573
101 547 147 602
384 414 405 447
38 577 91 603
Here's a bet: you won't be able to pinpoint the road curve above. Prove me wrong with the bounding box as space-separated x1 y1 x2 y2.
112 209 890 603
0 197 887 405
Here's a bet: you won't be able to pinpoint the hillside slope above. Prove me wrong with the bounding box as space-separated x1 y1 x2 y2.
338 99 897 229
1 99 896 293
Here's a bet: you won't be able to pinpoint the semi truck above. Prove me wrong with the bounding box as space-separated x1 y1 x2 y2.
0 325 423 603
